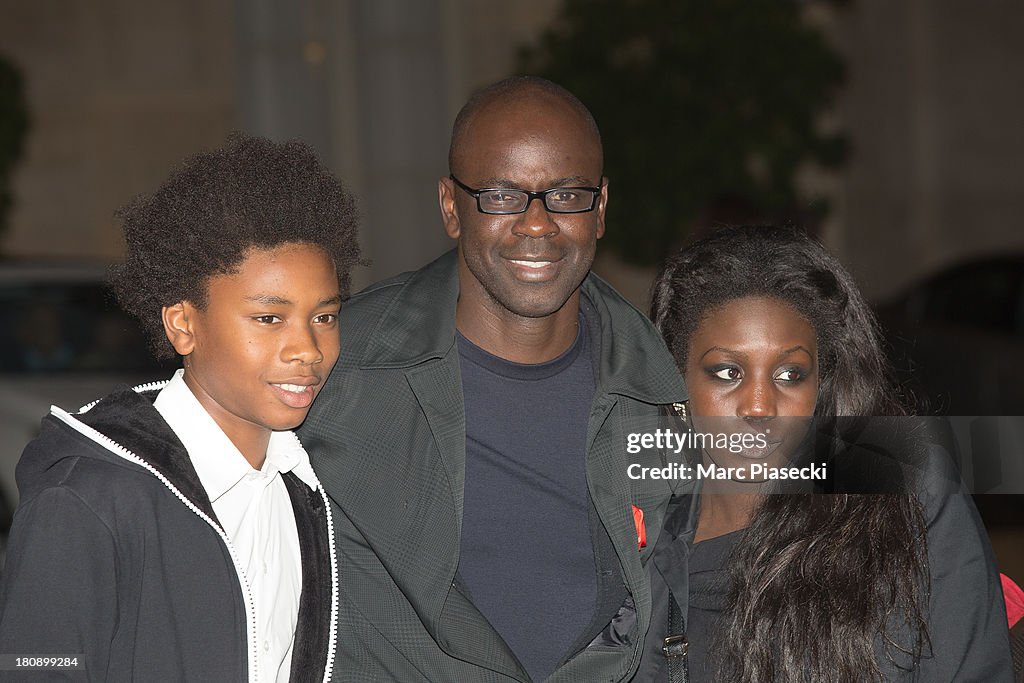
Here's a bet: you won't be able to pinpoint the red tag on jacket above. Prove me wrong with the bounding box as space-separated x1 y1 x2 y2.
632 505 647 549
1002 573 1024 628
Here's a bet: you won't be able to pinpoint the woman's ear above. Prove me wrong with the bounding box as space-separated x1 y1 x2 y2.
162 302 196 357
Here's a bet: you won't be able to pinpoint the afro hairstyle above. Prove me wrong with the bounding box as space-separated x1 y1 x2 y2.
110 131 361 360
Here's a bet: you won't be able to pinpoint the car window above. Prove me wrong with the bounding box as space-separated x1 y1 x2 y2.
0 282 170 374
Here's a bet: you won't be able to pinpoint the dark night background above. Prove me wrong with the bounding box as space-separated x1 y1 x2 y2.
1 1 1022 575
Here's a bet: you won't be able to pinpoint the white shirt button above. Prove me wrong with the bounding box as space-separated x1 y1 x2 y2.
263 640 270 652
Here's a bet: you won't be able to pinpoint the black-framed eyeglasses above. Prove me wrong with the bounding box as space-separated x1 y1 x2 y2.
449 174 603 215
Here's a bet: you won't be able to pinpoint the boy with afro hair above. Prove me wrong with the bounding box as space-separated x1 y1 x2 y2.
0 132 361 682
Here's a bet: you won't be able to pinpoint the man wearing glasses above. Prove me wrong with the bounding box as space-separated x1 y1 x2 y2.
301 76 687 682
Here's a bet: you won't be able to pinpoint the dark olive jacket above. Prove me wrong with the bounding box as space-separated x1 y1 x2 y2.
300 250 688 682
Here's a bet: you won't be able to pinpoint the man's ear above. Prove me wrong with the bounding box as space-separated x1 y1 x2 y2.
438 176 461 240
162 302 196 357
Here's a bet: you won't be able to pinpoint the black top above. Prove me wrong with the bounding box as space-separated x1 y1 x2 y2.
634 490 738 683
683 529 741 681
457 321 598 682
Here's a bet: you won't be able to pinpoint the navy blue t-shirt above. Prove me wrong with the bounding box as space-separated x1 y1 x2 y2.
457 321 598 682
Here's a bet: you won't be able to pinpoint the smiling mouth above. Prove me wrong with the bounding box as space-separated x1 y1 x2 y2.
272 383 314 394
269 381 319 409
509 259 555 269
503 255 565 281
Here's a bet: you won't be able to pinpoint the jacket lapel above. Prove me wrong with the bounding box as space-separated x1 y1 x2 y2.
576 287 688 641
584 395 649 608
436 583 530 681
405 353 527 679
404 358 466 535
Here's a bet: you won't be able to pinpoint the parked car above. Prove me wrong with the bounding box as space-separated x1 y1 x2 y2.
0 263 174 564
877 254 1024 416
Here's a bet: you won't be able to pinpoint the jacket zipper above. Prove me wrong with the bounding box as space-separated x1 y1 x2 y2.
317 482 339 681
75 385 346 683
78 379 170 413
52 403 262 683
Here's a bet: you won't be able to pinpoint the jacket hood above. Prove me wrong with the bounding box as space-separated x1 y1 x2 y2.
16 382 217 522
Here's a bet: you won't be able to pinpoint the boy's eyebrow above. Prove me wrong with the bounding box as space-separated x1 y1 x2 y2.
245 294 343 306
246 294 292 306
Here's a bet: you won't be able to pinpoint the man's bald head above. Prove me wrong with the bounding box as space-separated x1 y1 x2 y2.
448 76 602 175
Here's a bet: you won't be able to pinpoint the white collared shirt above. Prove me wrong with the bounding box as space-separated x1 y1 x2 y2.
155 369 317 683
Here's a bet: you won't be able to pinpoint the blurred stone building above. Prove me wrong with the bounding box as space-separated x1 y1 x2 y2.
1 0 1023 299
0 0 561 292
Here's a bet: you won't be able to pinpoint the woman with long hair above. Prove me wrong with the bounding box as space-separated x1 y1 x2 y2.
635 225 1012 682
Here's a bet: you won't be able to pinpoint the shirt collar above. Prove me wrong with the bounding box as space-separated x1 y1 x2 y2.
154 370 318 502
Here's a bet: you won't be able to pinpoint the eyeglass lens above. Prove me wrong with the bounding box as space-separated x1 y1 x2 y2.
478 188 597 214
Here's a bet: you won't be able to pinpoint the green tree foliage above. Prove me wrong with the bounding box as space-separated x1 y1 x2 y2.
0 54 29 240
520 0 847 265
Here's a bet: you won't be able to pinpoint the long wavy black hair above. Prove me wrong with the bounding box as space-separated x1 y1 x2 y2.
651 225 929 682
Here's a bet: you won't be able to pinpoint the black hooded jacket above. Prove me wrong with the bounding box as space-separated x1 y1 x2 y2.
0 382 338 682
